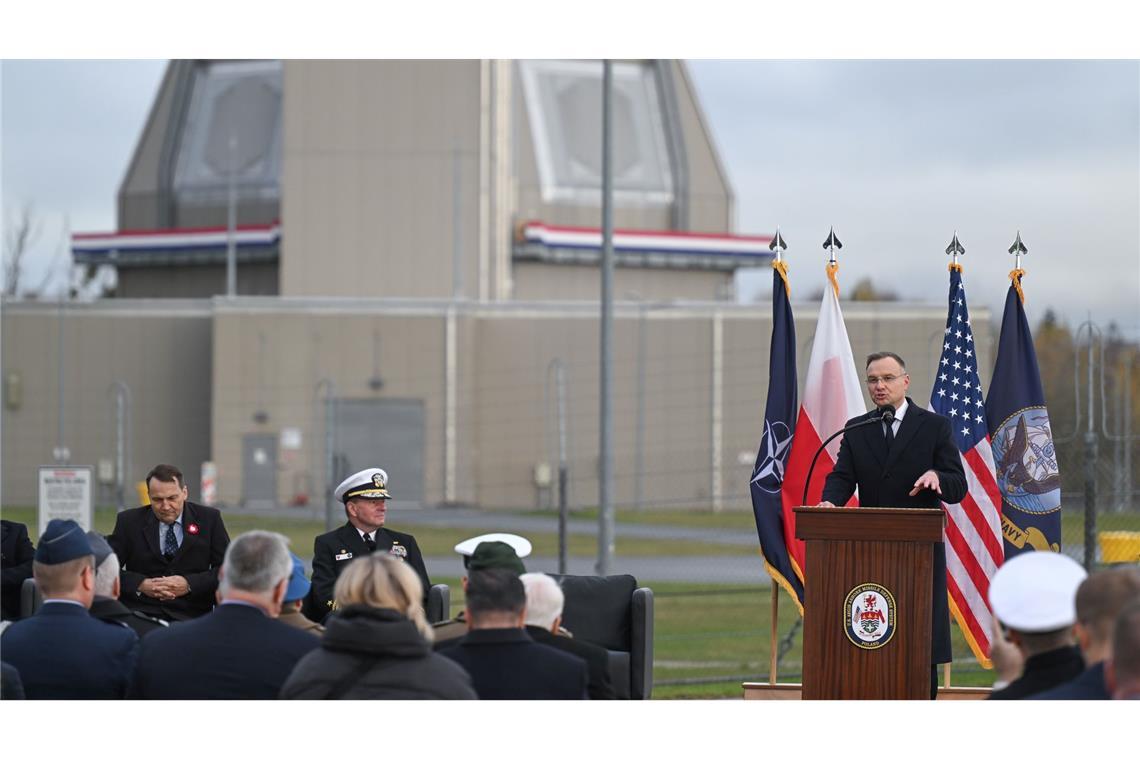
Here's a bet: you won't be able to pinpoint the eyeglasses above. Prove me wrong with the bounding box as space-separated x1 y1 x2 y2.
865 374 906 386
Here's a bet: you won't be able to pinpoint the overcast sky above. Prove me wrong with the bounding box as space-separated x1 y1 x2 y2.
2 59 1138 337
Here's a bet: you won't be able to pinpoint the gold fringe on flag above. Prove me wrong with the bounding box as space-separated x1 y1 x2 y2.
1009 267 1026 304
949 262 963 273
773 258 791 298
826 260 840 299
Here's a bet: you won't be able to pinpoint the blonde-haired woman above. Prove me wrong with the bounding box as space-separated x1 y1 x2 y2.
281 555 476 699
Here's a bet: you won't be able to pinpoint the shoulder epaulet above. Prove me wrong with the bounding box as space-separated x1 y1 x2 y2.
132 610 169 627
98 616 134 631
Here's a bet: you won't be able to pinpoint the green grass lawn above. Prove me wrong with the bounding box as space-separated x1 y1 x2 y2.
533 506 760 531
0 506 752 559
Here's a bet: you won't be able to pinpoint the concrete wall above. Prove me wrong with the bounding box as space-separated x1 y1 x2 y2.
671 60 734 233
1 301 213 506
209 299 452 508
118 61 183 230
116 262 279 298
279 61 484 299
2 297 991 512
511 262 732 302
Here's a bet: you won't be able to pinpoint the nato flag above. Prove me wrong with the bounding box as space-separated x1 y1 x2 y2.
984 276 1062 558
750 264 805 608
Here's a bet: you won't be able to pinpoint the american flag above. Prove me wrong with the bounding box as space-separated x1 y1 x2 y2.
929 265 1005 666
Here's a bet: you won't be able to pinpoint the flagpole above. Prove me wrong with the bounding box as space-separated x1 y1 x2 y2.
770 588 779 684
767 227 787 686
940 233 966 688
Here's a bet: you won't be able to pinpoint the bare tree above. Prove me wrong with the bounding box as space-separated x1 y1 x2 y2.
3 203 39 297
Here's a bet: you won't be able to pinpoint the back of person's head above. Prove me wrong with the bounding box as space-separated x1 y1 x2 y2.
989 550 1086 655
521 572 564 630
1075 567 1140 657
466 568 526 628
33 519 95 601
86 531 119 599
219 530 292 597
33 556 94 598
1110 600 1140 699
334 554 431 641
93 552 121 598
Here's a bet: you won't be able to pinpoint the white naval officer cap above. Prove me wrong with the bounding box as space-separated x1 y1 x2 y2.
454 533 533 559
334 468 391 503
989 550 1088 633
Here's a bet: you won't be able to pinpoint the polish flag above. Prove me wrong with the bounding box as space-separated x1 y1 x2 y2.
779 263 867 580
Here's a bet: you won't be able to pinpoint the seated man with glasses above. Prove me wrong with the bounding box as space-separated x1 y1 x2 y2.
818 350 966 700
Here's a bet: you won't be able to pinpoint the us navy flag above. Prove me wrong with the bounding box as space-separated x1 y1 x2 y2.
750 262 805 609
984 273 1062 557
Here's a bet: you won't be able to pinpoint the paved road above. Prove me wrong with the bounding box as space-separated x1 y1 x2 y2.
424 553 771 585
389 506 758 546
239 505 772 583
397 508 771 583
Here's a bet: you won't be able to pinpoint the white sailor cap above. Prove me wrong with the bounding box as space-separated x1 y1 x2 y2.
454 533 532 559
989 551 1088 633
334 468 391 503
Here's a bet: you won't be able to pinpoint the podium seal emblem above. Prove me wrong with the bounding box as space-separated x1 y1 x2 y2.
844 583 896 649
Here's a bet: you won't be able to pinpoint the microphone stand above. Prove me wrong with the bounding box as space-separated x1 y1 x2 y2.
801 409 893 506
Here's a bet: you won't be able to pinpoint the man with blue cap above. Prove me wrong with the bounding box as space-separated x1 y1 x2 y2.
278 553 324 636
2 519 139 699
307 467 429 621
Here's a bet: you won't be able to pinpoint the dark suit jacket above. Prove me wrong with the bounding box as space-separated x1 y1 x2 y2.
1030 661 1109 700
1 601 139 699
440 627 588 699
821 400 967 664
988 646 1085 700
308 522 429 621
526 624 617 700
107 502 230 620
1 520 35 621
90 596 170 638
128 602 320 699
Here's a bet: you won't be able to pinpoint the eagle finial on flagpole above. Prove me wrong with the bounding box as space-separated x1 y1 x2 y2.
1007 231 1029 303
1008 231 1028 270
769 227 787 263
822 227 842 264
945 232 965 269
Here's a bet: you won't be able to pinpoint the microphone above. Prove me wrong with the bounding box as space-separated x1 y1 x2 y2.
801 406 896 506
878 405 895 426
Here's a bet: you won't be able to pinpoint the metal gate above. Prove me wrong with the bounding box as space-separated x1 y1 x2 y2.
241 433 278 508
334 398 425 507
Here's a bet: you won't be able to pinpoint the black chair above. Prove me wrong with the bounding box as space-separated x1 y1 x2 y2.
426 583 450 624
20 577 42 618
548 573 654 700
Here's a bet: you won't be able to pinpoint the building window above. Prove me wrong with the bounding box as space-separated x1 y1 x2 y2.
519 60 675 206
173 60 282 206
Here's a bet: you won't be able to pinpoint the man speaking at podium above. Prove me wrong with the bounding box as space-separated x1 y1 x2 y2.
818 351 966 699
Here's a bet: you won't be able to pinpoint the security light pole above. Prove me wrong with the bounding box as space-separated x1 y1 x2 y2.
597 60 615 576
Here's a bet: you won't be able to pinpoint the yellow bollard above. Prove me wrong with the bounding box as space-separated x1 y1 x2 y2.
136 481 150 506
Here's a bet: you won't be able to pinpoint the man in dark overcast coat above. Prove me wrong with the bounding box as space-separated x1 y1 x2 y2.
129 530 318 699
819 351 967 698
2 519 35 620
440 568 587 699
108 463 230 621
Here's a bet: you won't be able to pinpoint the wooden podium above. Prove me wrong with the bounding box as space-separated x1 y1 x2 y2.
794 506 944 699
